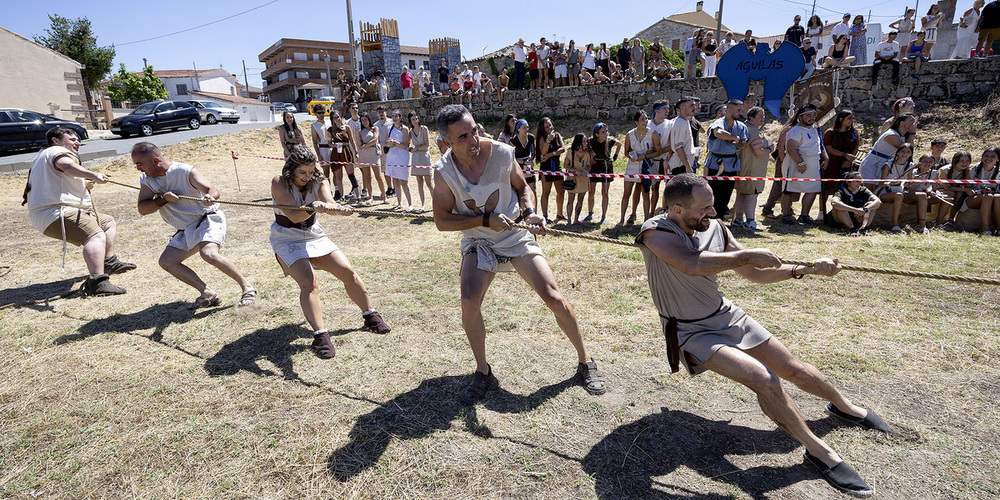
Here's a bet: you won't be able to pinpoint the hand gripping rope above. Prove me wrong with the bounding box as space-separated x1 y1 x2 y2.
95 178 1000 287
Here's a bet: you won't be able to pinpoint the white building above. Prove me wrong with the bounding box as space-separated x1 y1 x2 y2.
186 91 273 123
153 69 240 100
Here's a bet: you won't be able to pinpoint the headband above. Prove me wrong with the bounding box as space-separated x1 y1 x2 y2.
593 122 606 134
653 102 670 113
515 119 528 131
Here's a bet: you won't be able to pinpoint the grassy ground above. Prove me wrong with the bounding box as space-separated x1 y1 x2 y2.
1 107 999 499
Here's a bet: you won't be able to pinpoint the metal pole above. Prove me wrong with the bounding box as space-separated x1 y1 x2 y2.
242 60 250 98
716 0 724 41
346 0 358 80
810 0 817 20
322 51 332 95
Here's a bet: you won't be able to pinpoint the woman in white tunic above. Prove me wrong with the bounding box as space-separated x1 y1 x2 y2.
952 1 984 59
618 110 658 226
384 110 413 211
270 145 390 359
407 111 434 211
862 114 916 189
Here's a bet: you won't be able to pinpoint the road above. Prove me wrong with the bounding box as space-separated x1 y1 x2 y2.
0 112 313 174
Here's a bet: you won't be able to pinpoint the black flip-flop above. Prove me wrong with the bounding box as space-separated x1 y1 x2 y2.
826 403 892 433
804 451 874 498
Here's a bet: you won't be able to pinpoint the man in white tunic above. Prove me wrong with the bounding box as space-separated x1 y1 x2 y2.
639 174 889 497
780 104 828 225
431 105 606 405
133 142 257 309
25 128 135 296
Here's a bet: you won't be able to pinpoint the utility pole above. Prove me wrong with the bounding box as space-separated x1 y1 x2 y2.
810 0 817 21
321 50 332 95
716 0 724 41
242 60 250 98
346 0 358 80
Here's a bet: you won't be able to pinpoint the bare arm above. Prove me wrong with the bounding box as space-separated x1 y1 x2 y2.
271 176 347 223
432 170 485 232
53 155 107 183
640 223 782 277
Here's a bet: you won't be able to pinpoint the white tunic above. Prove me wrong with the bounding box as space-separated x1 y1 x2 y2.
140 162 217 231
269 181 338 266
783 125 823 193
26 146 91 232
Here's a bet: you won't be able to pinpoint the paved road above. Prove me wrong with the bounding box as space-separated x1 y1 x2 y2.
0 112 314 174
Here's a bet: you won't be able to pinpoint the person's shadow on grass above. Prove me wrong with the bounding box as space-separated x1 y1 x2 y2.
327 374 577 481
582 406 843 499
54 301 221 352
0 276 83 311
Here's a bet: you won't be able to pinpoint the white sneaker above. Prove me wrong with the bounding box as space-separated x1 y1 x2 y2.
745 219 762 231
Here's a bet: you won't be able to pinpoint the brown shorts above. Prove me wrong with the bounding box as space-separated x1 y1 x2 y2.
42 209 113 246
978 27 1000 44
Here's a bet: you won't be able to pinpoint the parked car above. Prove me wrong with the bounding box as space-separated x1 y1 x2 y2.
110 100 201 138
186 99 239 124
308 96 337 116
283 103 297 113
0 108 89 154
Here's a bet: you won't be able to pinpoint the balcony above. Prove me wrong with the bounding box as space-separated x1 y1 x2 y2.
261 59 353 79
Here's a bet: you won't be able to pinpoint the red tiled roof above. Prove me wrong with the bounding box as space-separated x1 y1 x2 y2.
187 91 270 106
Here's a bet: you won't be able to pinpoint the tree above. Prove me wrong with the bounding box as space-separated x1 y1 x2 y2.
105 64 168 104
34 15 115 122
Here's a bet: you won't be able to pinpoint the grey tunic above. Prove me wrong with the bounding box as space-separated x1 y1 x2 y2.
435 139 541 272
638 215 771 375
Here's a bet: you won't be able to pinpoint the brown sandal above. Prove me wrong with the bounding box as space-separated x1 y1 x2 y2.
238 287 257 307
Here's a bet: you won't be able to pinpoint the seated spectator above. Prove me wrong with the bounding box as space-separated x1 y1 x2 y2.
880 97 917 137
421 74 436 97
903 31 929 78
478 74 494 105
871 32 901 85
875 143 929 233
608 61 624 83
937 151 974 229
929 138 950 169
823 35 856 68
640 63 658 95
908 153 952 228
593 66 611 84
623 61 637 82
798 39 818 82
497 71 509 104
580 68 594 85
829 172 881 236
963 147 1000 235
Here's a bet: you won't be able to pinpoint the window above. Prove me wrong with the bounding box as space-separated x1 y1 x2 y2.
176 84 188 95
409 60 416 69
337 55 344 62
293 52 307 60
314 54 321 61
424 61 430 69
320 72 327 80
10 111 43 122
295 71 309 79
0 112 12 123
156 102 176 112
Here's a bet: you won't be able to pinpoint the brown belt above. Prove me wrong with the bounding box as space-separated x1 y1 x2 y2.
275 213 315 229
659 301 723 374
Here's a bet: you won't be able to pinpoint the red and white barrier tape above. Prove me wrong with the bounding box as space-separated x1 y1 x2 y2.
230 153 998 184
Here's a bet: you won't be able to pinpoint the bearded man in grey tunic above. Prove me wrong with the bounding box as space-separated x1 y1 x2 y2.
431 104 606 405
637 174 891 498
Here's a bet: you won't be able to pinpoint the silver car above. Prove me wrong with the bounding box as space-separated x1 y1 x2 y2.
185 100 240 124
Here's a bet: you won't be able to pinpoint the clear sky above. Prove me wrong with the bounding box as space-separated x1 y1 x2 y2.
4 0 941 88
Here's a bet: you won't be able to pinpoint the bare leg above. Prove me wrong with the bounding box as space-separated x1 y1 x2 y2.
310 250 372 311
800 193 817 218
601 182 611 221
512 253 589 364
198 242 253 293
81 231 108 275
279 256 324 331
554 182 566 218
460 252 497 374
541 179 553 219
159 245 213 299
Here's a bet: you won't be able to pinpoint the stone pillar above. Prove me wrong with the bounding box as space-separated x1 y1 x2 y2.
381 36 402 99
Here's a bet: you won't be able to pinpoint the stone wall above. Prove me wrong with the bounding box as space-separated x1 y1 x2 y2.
362 36 403 99
359 57 999 126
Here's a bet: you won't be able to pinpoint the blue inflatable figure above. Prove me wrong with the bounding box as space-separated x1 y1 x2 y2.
716 42 805 118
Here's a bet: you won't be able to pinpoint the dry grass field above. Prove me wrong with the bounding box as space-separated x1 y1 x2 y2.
1 104 999 499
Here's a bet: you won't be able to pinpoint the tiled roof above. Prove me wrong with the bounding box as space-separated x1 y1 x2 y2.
187 91 270 106
152 68 231 79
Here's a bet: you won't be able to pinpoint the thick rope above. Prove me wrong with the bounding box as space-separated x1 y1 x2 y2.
99 179 1000 286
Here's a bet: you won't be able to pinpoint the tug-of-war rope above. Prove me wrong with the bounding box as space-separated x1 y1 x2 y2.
98 178 1000 287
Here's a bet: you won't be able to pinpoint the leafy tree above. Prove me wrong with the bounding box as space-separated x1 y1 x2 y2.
33 15 115 120
105 64 168 103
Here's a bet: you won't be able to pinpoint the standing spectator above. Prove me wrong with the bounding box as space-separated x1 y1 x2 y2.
785 15 806 46
356 113 387 203
703 35 718 77
798 38 818 81
528 43 540 89
903 31 930 78
717 32 737 56
311 104 332 183
732 106 773 230
760 117 796 218
964 147 1000 235
326 108 360 201
974 0 1000 57
649 100 673 213
511 119 537 209
407 112 433 212
512 38 527 90
823 35 856 68
564 133 592 225
821 110 860 220
619 110 657 226
684 30 702 78
25 128 135 296
871 32 901 85
566 40 581 86
647 37 664 66
438 58 451 95
848 15 869 65
953 1 985 58
597 42 611 77
376 73 389 102
831 14 852 51
536 117 567 222
922 4 947 56
667 97 698 176
384 110 412 211
587 123 621 224
497 71 509 103
497 114 517 144
780 104 828 225
582 43 597 74
374 105 395 197
400 66 413 99
537 38 551 89
890 8 918 49
277 111 305 159
416 66 427 86
705 99 749 219
806 16 825 53
617 38 632 75
552 43 568 87
631 39 646 79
